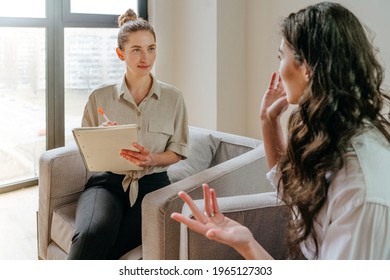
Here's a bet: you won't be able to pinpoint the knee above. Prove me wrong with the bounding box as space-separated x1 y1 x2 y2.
71 225 113 246
69 228 116 259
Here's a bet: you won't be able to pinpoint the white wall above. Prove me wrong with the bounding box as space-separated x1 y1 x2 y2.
246 0 390 138
216 0 247 135
150 0 218 130
150 0 390 138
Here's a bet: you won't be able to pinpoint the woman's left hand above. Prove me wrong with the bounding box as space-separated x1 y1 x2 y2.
171 184 255 252
120 142 154 167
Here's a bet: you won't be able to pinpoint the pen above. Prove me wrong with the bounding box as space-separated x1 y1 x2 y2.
97 107 111 123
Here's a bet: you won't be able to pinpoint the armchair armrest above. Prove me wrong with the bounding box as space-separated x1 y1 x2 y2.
37 143 90 260
141 145 275 260
179 192 289 260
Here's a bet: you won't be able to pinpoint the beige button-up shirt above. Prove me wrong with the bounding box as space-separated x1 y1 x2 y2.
82 74 188 205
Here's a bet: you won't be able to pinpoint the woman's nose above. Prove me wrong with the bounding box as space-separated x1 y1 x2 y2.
140 50 148 61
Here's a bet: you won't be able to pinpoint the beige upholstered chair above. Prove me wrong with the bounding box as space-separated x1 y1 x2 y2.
37 126 284 260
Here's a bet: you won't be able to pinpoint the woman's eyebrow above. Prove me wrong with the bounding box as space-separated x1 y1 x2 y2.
130 44 156 49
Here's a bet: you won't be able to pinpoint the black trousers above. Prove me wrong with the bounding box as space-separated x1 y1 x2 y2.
67 171 170 260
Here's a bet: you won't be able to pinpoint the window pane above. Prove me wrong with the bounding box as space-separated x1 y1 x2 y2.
71 0 138 15
0 28 46 187
0 0 45 18
64 28 124 144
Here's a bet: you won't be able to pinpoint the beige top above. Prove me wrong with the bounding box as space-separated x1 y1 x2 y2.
82 74 189 205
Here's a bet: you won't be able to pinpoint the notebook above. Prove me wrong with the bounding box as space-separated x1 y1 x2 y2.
72 124 143 172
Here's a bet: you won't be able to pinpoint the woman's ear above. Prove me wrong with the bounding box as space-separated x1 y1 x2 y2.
116 47 124 61
301 61 311 82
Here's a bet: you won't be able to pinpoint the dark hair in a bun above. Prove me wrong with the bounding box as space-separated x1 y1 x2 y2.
117 8 156 50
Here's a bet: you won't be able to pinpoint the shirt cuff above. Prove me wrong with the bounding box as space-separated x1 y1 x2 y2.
166 143 188 160
266 164 279 191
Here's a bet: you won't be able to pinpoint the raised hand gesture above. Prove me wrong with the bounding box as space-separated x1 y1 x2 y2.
260 72 289 168
260 72 289 122
171 184 272 260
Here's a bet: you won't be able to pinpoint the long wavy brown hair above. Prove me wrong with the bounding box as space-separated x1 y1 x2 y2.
278 2 390 259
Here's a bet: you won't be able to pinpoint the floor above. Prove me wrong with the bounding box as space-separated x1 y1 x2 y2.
0 185 38 260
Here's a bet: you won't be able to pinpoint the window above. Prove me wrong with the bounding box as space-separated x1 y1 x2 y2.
70 0 138 16
64 28 123 144
0 0 46 18
0 27 46 189
0 0 147 192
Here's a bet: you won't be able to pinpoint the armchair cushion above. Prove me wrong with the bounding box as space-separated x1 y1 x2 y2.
168 128 222 183
50 202 76 254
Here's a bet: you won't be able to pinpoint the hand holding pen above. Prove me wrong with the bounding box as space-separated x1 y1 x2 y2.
97 107 117 126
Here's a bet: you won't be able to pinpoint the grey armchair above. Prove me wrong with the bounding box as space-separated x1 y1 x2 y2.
38 126 273 260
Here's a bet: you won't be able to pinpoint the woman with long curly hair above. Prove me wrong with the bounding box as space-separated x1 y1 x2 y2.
171 2 390 259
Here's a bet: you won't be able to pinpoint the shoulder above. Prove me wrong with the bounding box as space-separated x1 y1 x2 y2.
155 79 183 97
351 125 390 152
89 81 119 97
153 79 186 109
351 127 390 206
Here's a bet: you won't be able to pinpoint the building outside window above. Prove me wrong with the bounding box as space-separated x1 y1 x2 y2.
0 0 146 192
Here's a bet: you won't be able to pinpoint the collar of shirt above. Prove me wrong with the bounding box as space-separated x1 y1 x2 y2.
116 74 161 104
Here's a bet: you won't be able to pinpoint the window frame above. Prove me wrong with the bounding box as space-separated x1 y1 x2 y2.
63 0 148 26
0 0 147 193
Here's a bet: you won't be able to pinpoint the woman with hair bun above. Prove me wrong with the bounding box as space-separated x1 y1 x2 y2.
171 2 390 259
68 9 188 259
